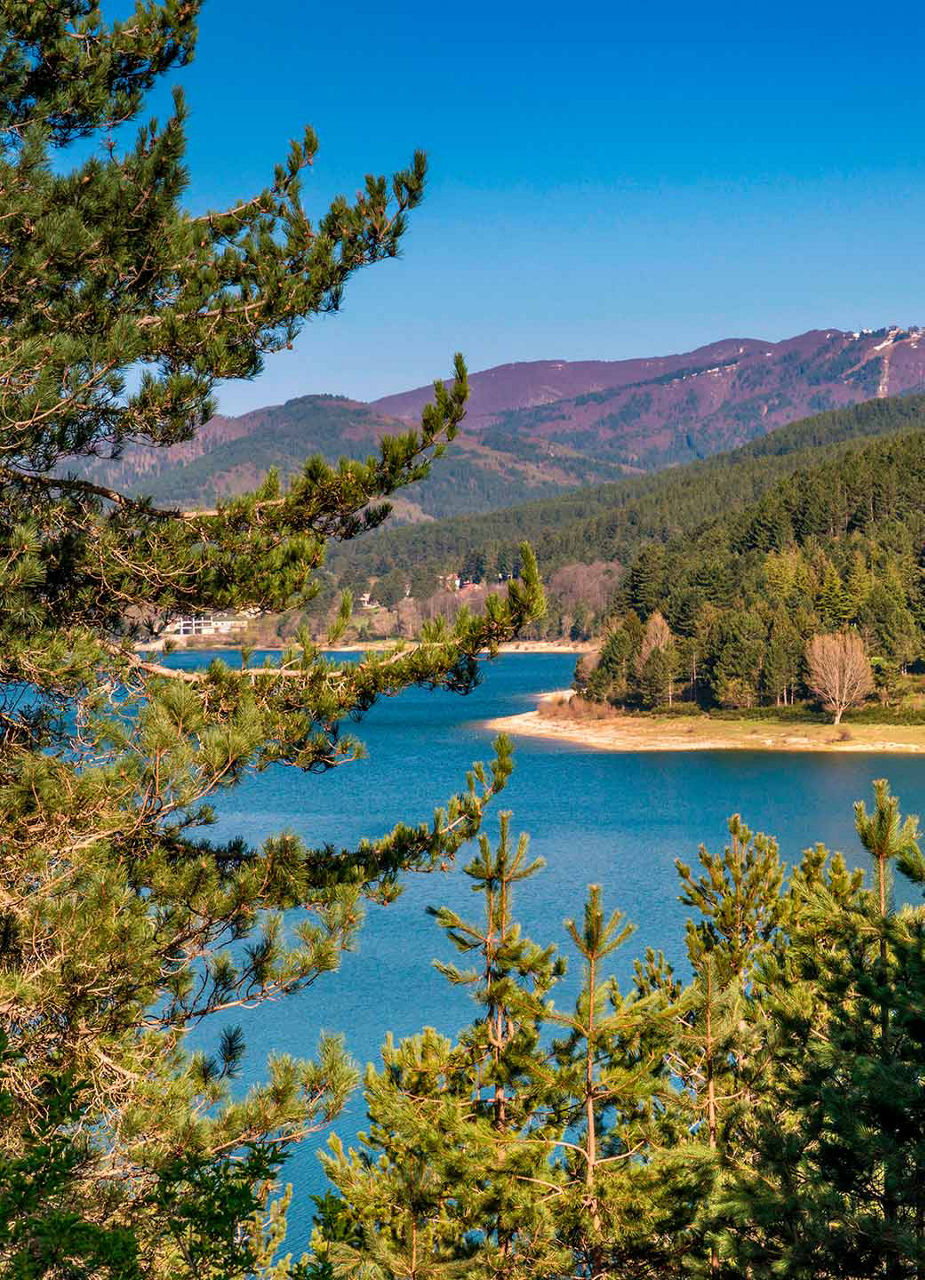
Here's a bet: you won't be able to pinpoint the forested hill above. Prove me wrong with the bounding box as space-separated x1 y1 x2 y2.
329 392 925 585
585 429 925 712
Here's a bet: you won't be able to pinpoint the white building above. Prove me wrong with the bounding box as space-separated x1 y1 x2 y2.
163 612 251 639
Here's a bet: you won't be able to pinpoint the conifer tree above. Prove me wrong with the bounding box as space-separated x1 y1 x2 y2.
627 545 668 618
0 1035 140 1279
762 608 803 706
742 494 793 552
862 581 921 674
549 887 708 1279
552 887 634 1276
320 788 925 1278
0 6 544 1272
635 611 678 707
321 814 567 1279
323 853 716 1280
816 562 851 628
706 612 766 708
673 817 785 1273
844 549 873 619
730 782 925 1278
638 645 678 709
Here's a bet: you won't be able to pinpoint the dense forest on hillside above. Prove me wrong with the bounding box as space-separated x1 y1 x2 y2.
581 430 925 715
328 393 925 591
229 394 925 652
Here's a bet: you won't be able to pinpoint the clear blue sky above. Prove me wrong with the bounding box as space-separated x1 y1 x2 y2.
138 0 925 413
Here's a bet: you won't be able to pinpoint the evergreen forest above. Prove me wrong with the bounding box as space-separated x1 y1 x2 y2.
581 431 925 716
326 393 925 594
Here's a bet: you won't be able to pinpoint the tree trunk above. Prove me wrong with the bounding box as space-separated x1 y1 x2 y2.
876 848 901 1279
705 963 719 1275
586 954 604 1279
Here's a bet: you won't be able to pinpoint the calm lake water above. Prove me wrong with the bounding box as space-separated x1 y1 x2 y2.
178 650 925 1247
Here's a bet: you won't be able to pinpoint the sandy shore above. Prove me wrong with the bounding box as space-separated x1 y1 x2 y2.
323 640 593 655
139 639 594 656
495 640 593 655
485 691 925 754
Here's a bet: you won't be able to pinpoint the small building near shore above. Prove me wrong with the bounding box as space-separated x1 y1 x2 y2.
163 612 251 640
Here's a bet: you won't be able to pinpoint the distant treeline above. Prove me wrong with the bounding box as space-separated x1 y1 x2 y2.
329 393 925 600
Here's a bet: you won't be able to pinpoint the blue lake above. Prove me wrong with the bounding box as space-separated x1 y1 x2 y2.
179 650 925 1247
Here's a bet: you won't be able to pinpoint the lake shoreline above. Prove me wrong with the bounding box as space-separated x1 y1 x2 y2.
138 639 595 656
485 691 925 754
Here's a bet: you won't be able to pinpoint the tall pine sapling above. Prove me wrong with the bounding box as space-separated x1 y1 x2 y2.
674 815 785 1273
550 887 705 1280
321 814 568 1279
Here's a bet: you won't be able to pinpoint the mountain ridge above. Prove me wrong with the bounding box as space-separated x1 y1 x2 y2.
371 335 781 425
78 325 925 519
371 326 925 469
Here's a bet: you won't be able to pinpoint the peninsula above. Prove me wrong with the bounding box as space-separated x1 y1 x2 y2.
486 691 925 754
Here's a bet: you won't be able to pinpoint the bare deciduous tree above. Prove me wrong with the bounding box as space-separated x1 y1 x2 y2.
419 583 505 625
637 610 673 673
549 561 622 615
396 597 423 639
805 632 874 723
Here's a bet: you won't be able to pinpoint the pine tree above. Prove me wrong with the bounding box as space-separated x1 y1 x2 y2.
584 613 643 706
692 555 736 611
632 611 679 707
844 549 873 619
549 888 709 1279
322 846 713 1280
742 495 793 552
319 788 925 1278
553 887 634 1276
627 545 668 618
730 782 925 1277
674 816 785 1274
862 581 921 674
638 645 678 709
762 608 803 706
705 611 767 709
0 7 544 1272
816 562 851 628
668 586 707 639
0 1033 140 1279
321 815 567 1279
